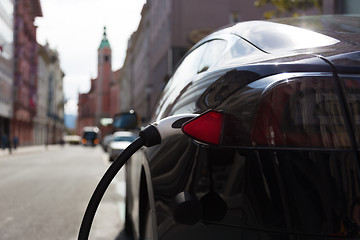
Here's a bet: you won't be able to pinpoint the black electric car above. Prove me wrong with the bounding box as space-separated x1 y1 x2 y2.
125 15 360 240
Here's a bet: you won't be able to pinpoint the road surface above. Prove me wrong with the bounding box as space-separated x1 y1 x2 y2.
0 144 125 240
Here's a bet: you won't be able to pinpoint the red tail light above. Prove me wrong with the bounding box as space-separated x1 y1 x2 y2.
182 110 223 145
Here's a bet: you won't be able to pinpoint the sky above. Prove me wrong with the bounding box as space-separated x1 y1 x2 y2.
35 0 146 115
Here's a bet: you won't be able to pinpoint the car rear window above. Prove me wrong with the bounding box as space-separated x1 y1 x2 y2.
113 136 136 142
83 132 97 139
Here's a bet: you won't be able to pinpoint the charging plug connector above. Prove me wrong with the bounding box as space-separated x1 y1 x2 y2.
139 114 198 147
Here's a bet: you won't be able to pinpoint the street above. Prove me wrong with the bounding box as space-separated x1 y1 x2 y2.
0 145 125 240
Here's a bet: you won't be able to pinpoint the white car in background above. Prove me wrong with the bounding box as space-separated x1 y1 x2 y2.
107 131 137 162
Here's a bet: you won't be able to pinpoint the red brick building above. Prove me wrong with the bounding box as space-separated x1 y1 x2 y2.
77 27 121 137
11 0 42 145
110 69 121 117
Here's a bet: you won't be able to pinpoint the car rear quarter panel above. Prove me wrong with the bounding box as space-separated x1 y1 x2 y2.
146 69 360 239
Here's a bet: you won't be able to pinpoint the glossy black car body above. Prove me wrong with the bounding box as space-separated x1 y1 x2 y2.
125 15 360 240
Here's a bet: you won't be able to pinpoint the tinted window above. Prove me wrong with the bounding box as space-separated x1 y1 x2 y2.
83 132 97 140
113 112 138 130
113 136 137 142
224 38 259 59
171 43 207 82
171 40 227 85
155 40 227 120
197 40 226 73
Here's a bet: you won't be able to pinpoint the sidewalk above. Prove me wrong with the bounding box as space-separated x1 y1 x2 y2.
0 144 63 157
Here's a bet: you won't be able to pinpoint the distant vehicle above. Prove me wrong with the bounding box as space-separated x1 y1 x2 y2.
98 110 139 152
81 127 100 147
112 110 139 131
63 135 81 145
101 134 114 152
108 131 137 161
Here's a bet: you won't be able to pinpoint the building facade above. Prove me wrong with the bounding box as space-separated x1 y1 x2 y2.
1 0 66 146
11 0 42 145
34 43 50 145
48 49 65 144
109 69 121 117
0 0 14 144
35 43 65 145
123 4 151 121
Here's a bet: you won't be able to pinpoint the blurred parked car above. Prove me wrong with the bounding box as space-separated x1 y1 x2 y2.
124 15 360 240
101 134 114 152
108 131 137 162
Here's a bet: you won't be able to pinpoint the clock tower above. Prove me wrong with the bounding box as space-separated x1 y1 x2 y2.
96 26 113 125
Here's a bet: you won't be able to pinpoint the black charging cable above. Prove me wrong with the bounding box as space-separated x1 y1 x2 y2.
78 114 197 240
78 136 145 240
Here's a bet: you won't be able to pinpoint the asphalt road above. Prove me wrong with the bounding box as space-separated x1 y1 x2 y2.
0 145 125 240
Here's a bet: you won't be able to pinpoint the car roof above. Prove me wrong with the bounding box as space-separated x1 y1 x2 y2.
198 15 360 54
269 15 360 41
230 20 339 53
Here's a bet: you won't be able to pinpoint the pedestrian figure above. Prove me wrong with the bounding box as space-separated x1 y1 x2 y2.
13 136 18 149
5 134 11 154
1 134 6 150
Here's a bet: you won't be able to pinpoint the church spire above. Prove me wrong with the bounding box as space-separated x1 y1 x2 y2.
99 26 110 49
